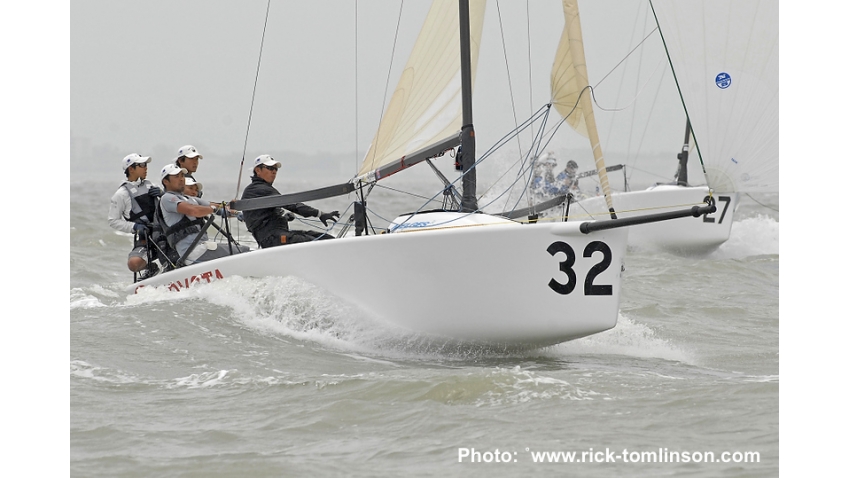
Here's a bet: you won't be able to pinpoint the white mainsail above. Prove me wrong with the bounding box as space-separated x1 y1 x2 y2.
357 0 486 180
651 0 779 193
550 0 616 214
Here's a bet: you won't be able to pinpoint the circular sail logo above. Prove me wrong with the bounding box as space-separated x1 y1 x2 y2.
715 72 732 89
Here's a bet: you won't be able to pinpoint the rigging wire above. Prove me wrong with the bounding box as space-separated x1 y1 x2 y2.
495 1 524 170
363 1 405 175
526 0 534 142
592 27 658 90
745 193 779 212
354 0 359 177
235 0 272 200
495 0 535 211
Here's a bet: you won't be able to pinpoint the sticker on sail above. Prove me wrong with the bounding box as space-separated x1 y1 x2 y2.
715 72 732 89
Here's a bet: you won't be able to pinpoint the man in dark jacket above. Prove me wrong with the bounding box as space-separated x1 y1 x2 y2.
240 154 340 248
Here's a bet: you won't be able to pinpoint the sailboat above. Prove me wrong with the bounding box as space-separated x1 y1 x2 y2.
561 0 778 254
127 0 712 348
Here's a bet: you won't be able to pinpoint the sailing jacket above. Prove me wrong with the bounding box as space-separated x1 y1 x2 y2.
554 170 579 194
159 192 209 257
108 179 158 234
240 175 321 243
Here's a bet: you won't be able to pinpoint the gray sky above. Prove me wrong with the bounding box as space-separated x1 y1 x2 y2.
69 0 690 182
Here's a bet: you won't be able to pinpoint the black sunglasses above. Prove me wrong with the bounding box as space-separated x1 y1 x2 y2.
133 163 148 168
262 164 278 171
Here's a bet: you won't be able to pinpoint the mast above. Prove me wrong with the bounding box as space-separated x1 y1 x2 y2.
676 119 691 186
458 0 478 212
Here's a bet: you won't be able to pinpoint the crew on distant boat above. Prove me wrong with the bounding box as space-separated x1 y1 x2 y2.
240 154 340 248
174 145 204 198
159 164 249 265
108 153 162 275
554 160 580 195
531 152 559 196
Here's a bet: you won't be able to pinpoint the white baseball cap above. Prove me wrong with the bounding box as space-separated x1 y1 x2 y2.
253 154 281 169
122 153 151 170
160 163 189 180
185 176 203 191
539 152 556 165
177 145 203 159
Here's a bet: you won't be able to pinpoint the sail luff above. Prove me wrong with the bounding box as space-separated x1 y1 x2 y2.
356 0 486 181
551 0 616 217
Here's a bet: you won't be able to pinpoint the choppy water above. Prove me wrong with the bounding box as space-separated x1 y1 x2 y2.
70 177 778 477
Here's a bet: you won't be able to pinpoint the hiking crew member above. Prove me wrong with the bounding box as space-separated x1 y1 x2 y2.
240 155 339 248
108 153 162 273
175 144 203 198
184 177 202 197
159 164 248 265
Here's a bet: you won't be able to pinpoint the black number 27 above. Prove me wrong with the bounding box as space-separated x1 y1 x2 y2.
547 241 613 296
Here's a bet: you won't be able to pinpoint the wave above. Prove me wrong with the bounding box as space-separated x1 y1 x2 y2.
121 276 695 368
548 315 695 364
711 214 779 259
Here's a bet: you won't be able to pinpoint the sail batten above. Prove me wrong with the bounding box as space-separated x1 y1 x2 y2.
357 0 486 180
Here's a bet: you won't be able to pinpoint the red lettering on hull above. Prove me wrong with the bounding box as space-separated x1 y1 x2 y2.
135 269 226 294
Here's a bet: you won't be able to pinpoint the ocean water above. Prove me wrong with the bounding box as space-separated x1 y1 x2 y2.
69 177 779 477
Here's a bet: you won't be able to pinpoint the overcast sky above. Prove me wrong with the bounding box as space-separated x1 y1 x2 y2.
66 0 699 182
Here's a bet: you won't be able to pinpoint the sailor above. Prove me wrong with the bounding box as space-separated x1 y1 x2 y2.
184 177 202 198
108 153 162 274
555 160 580 195
240 154 340 248
531 152 558 195
159 164 249 265
174 145 204 198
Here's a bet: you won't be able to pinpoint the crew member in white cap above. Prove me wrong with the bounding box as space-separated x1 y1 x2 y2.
184 177 203 198
240 154 340 248
108 153 162 275
174 144 204 197
159 164 249 265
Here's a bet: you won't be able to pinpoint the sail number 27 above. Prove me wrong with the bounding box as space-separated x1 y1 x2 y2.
703 195 732 224
547 241 613 296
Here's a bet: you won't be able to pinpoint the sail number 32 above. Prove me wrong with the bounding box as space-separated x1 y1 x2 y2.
547 241 613 296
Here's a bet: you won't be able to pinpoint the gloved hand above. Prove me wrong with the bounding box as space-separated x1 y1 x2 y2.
319 211 340 227
283 212 295 222
236 211 244 222
215 206 229 218
133 223 149 234
148 186 162 197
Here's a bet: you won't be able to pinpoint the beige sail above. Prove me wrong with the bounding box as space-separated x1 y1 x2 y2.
357 0 486 180
550 0 615 214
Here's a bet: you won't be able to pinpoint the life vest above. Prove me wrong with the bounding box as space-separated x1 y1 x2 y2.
159 193 206 250
121 180 157 224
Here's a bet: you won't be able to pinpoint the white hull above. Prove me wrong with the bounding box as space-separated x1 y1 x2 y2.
570 186 738 254
129 212 628 347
